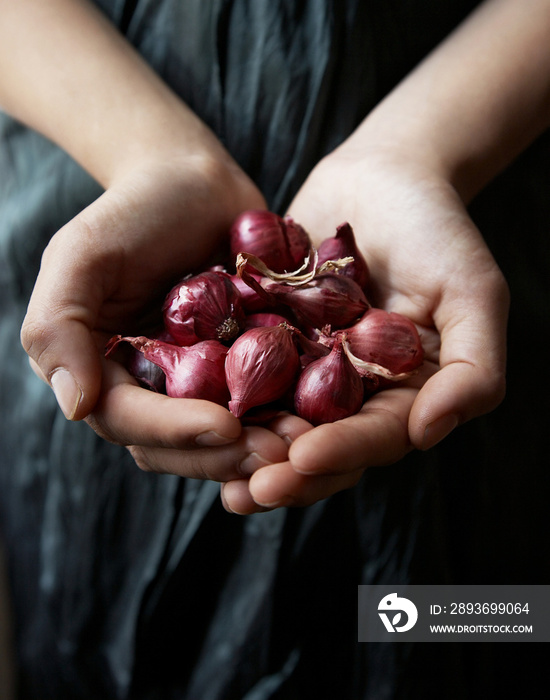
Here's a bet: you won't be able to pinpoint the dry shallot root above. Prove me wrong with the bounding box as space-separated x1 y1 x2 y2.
105 209 424 426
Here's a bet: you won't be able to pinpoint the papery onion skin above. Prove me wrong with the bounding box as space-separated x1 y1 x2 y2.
263 274 369 330
162 271 245 346
317 222 370 289
340 307 424 374
228 271 268 313
294 338 364 425
225 324 300 418
229 209 311 273
106 335 230 406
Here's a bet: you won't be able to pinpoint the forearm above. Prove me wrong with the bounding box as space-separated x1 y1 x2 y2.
347 0 550 201
0 0 231 187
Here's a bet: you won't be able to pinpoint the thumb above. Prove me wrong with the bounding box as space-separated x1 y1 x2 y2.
409 269 509 449
20 222 109 421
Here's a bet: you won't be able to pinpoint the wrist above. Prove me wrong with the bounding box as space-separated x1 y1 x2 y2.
99 104 238 189
342 0 550 204
334 98 501 207
0 0 243 191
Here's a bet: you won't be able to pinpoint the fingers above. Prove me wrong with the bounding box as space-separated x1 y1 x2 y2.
288 386 416 474
88 359 289 482
409 268 509 449
22 314 102 421
88 359 240 446
265 412 314 445
409 361 503 450
225 260 509 510
219 386 417 511
248 464 363 509
20 213 119 420
221 464 362 513
220 480 271 515
219 413 317 513
217 261 508 511
127 425 288 482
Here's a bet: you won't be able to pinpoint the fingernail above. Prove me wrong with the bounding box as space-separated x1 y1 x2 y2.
239 452 271 476
422 414 459 450
254 495 293 508
50 369 82 420
194 431 238 447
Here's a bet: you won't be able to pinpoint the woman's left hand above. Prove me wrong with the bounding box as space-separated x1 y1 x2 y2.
221 141 509 514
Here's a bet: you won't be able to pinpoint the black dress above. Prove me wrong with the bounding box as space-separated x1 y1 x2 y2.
1 1 548 698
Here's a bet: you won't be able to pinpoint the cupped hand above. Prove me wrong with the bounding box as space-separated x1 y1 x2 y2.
221 143 509 514
21 153 291 483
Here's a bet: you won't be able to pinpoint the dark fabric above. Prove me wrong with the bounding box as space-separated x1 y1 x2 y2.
1 1 548 699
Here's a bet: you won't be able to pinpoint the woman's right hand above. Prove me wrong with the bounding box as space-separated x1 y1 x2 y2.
20 153 291 485
2 0 293 486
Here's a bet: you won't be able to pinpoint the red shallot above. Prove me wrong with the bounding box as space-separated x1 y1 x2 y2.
236 253 369 329
106 335 230 406
104 208 425 429
294 336 364 425
261 274 369 329
317 222 370 289
225 323 300 418
229 209 311 273
163 271 244 346
337 307 424 378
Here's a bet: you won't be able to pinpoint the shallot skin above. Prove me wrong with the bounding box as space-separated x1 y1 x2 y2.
225 324 300 418
228 271 267 313
163 271 245 346
294 339 364 425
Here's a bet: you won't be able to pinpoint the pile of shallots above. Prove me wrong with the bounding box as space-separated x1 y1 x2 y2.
106 210 424 425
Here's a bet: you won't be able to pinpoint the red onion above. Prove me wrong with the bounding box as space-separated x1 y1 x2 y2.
338 308 424 378
294 337 364 425
162 271 245 346
225 323 300 418
229 209 311 272
317 222 370 289
106 335 230 406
